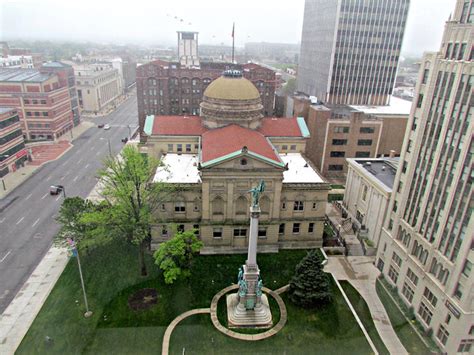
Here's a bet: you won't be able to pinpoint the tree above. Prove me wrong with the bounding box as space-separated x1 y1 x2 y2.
153 229 203 284
288 250 332 308
87 145 175 276
55 197 95 245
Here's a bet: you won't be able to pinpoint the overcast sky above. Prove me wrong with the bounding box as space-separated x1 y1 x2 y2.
0 0 457 56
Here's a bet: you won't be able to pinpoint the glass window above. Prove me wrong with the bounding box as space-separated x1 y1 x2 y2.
388 265 399 283
293 201 304 211
402 282 414 303
186 144 191 152
258 227 267 238
167 144 173 151
454 282 464 299
177 144 182 152
308 223 314 233
422 69 430 84
360 127 375 134
334 126 349 133
213 228 223 238
328 164 343 171
175 201 186 212
355 151 370 158
458 339 473 353
418 302 433 325
423 287 438 307
332 139 347 145
357 139 373 146
233 228 247 237
436 325 449 346
330 151 345 157
292 223 300 234
462 260 472 277
290 145 296 151
278 223 285 235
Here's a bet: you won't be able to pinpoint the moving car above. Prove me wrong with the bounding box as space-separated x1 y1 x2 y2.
50 185 64 195
97 123 104 128
103 124 110 130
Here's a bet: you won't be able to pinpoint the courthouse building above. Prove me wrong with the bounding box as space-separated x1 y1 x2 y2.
143 70 330 254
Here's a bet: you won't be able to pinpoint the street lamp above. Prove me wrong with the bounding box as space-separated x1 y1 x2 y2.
100 137 112 156
127 124 131 139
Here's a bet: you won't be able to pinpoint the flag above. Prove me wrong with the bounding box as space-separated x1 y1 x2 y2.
232 22 235 38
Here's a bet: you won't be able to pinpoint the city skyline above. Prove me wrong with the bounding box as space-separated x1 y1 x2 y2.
1 0 456 57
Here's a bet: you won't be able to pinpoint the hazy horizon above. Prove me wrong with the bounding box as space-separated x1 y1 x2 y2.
0 0 457 57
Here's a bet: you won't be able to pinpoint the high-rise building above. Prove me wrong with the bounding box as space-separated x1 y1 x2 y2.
177 31 200 69
376 0 473 353
297 0 410 106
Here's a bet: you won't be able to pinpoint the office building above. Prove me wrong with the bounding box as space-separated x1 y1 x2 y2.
0 68 74 141
297 0 410 105
0 108 27 177
376 1 473 353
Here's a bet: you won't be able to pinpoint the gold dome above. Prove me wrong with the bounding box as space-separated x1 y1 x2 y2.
203 76 260 101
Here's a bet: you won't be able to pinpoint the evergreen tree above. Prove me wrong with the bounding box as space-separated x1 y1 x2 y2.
288 250 332 308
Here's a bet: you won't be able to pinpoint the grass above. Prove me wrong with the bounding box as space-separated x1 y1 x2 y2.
17 241 373 354
375 279 435 355
340 281 389 355
169 282 374 355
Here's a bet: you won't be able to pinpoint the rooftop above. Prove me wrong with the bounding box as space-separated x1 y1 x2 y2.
0 68 52 83
201 124 281 165
352 158 399 189
203 75 260 101
349 96 412 116
153 154 200 183
280 153 324 183
258 117 309 137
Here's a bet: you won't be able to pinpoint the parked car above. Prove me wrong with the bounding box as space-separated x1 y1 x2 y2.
121 137 128 143
97 123 104 128
103 124 110 130
50 185 64 195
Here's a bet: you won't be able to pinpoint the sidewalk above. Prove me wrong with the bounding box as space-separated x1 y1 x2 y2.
326 203 364 255
0 247 69 354
0 121 93 200
325 256 408 355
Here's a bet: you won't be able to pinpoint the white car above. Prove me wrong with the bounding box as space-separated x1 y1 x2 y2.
103 124 110 130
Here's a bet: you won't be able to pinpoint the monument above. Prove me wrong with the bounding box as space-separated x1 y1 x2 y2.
227 180 273 328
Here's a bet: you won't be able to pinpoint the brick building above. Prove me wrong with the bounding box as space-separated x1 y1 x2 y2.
41 62 81 126
0 68 74 141
0 107 27 177
136 61 277 135
295 95 411 177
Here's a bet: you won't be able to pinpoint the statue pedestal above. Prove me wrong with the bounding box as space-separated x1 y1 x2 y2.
226 293 272 328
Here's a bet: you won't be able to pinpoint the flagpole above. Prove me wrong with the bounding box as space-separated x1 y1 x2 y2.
232 22 235 64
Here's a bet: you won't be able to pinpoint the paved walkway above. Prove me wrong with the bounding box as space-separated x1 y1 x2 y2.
0 247 69 354
325 256 408 355
161 308 211 355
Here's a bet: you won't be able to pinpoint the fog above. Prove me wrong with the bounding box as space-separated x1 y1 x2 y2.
0 0 457 56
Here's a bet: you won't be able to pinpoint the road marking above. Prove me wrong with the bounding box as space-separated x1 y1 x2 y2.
25 193 32 200
46 175 52 181
90 146 95 151
55 195 62 201
96 151 100 156
41 193 48 199
16 216 24 225
78 158 83 164
73 175 79 182
0 290 9 299
0 250 12 263
32 218 40 227
85 163 90 169
0 218 5 224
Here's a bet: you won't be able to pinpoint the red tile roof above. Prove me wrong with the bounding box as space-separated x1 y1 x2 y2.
152 116 207 135
202 125 280 164
258 117 302 137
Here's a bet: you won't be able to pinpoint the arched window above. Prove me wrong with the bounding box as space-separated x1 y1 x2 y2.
212 196 224 215
236 196 247 215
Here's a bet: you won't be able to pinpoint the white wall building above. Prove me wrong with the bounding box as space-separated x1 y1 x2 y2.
0 56 34 68
344 158 397 247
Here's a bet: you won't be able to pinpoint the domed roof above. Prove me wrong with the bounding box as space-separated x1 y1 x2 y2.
203 75 260 101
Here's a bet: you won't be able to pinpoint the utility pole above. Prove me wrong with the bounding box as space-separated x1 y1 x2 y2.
232 22 235 64
67 238 92 318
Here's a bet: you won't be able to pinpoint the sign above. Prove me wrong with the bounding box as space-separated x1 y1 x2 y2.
445 300 461 319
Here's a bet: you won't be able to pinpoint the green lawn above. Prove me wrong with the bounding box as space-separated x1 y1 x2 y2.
340 281 389 355
170 286 373 355
375 280 434 355
17 241 373 354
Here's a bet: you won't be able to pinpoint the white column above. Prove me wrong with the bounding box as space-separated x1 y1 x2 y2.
247 206 260 267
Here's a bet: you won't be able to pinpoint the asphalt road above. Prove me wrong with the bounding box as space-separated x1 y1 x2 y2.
0 94 138 314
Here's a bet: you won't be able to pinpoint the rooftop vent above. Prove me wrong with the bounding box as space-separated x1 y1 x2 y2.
382 165 386 171
365 162 372 167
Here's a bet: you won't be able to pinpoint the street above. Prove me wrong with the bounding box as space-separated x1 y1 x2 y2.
0 94 138 314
